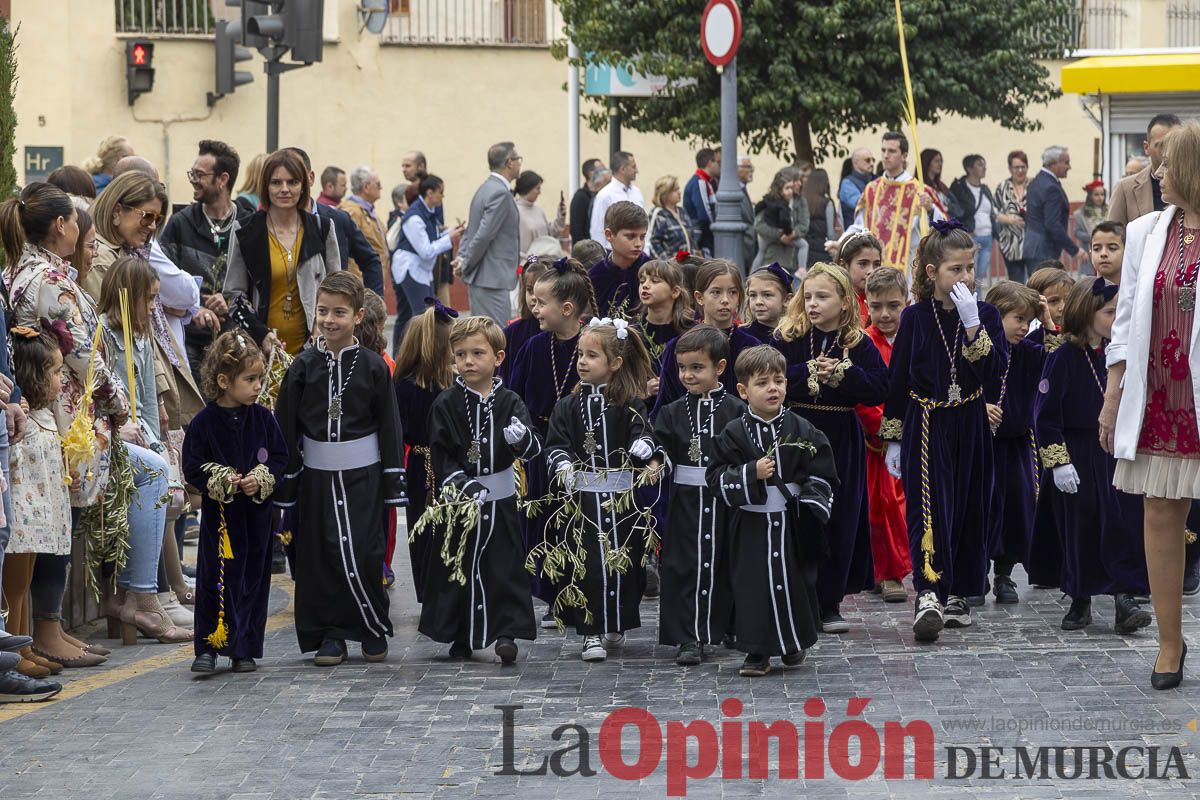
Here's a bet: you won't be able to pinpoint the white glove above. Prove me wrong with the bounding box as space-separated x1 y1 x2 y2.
629 439 654 460
950 282 980 329
555 460 575 490
1053 464 1079 494
885 443 902 480
470 487 489 507
503 416 528 446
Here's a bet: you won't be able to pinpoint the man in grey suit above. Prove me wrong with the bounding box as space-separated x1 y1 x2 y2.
1023 145 1079 266
453 142 522 323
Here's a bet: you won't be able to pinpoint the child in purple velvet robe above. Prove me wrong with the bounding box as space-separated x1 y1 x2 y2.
881 221 1008 643
183 331 288 674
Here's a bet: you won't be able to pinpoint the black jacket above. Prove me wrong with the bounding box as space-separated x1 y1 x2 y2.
947 177 997 234
159 201 254 370
312 202 384 295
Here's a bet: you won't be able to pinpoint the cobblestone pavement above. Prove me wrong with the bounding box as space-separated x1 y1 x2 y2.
1 534 1198 800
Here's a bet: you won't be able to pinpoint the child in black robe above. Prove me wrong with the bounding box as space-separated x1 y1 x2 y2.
652 326 744 664
419 316 541 663
544 318 661 662
274 273 406 666
708 346 838 677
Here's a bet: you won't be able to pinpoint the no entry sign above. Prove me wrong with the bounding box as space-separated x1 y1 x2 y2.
701 0 741 67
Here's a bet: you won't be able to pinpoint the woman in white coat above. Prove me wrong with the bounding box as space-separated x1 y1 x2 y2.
1100 122 1200 690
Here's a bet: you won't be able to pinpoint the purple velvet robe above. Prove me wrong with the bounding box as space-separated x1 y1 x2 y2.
182 402 288 659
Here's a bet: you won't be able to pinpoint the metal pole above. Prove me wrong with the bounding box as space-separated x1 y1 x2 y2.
608 99 621 161
567 39 580 199
711 57 744 267
266 65 279 152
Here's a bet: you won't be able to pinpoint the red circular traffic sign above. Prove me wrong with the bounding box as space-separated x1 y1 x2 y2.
701 0 741 67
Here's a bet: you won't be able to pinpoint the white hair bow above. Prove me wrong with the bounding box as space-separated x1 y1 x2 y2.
588 316 629 340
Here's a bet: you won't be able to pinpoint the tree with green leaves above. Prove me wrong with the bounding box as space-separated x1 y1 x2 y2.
0 18 17 197
553 0 1076 163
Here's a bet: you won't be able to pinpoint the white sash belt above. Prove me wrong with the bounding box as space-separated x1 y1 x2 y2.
575 469 634 494
302 434 380 471
743 483 802 514
474 467 516 501
673 465 708 487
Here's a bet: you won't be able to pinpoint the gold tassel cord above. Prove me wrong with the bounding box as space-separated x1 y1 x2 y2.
200 463 241 651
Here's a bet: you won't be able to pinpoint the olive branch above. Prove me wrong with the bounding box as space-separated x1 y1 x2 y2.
520 450 662 633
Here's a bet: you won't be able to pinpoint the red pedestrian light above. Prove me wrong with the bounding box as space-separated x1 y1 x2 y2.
132 43 148 65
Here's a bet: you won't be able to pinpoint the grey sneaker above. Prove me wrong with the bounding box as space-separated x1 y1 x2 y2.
943 595 973 628
913 591 944 642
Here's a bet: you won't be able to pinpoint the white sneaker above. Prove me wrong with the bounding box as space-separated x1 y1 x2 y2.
581 636 606 661
913 591 943 642
602 632 625 648
158 592 194 628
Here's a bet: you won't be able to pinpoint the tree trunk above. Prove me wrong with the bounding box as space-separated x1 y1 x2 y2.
791 115 814 167
0 20 17 198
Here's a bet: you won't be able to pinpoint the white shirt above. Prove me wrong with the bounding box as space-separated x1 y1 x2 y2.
968 183 992 237
589 178 646 245
390 198 454 285
148 237 201 366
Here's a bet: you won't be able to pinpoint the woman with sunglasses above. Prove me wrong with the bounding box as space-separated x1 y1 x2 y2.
90 171 205 631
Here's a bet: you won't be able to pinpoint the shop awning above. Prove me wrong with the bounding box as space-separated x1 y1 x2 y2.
1061 53 1200 94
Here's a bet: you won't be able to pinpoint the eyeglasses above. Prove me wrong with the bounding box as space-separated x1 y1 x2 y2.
86 239 100 253
120 204 163 229
186 169 214 182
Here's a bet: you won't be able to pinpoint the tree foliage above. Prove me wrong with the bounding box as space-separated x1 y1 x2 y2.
0 19 16 197
553 0 1077 163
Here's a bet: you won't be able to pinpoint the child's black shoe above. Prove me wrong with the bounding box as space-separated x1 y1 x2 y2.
675 642 701 666
739 654 771 677
231 658 258 673
362 636 388 662
190 652 217 673
314 638 346 666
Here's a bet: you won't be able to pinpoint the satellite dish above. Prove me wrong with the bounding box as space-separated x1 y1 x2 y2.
359 0 389 34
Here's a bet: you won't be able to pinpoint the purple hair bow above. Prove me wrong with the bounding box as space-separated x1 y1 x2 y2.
1091 278 1119 302
552 256 572 274
424 296 459 320
931 218 967 236
760 262 795 292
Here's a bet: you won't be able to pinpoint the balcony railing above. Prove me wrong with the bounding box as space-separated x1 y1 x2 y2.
115 0 215 36
1029 0 1200 53
1169 0 1200 47
382 0 562 46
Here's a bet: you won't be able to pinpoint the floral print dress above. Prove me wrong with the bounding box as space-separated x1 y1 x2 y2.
6 408 72 554
4 245 130 507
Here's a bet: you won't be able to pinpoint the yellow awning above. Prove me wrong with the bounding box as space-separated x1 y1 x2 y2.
1061 54 1200 94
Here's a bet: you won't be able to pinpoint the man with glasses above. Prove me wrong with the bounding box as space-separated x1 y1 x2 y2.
160 139 252 382
338 166 389 294
453 141 521 324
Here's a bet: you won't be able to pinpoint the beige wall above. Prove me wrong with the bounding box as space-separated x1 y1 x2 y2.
12 0 1103 225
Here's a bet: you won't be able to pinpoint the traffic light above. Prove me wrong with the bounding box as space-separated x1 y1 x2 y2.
125 40 155 105
245 1 284 50
284 0 324 64
209 19 254 106
245 0 324 63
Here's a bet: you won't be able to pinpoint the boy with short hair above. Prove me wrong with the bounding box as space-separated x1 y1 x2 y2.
589 201 650 319
1089 220 1126 284
274 271 406 667
652 325 746 665
707 345 839 677
418 315 541 663
857 267 912 603
982 280 1047 605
